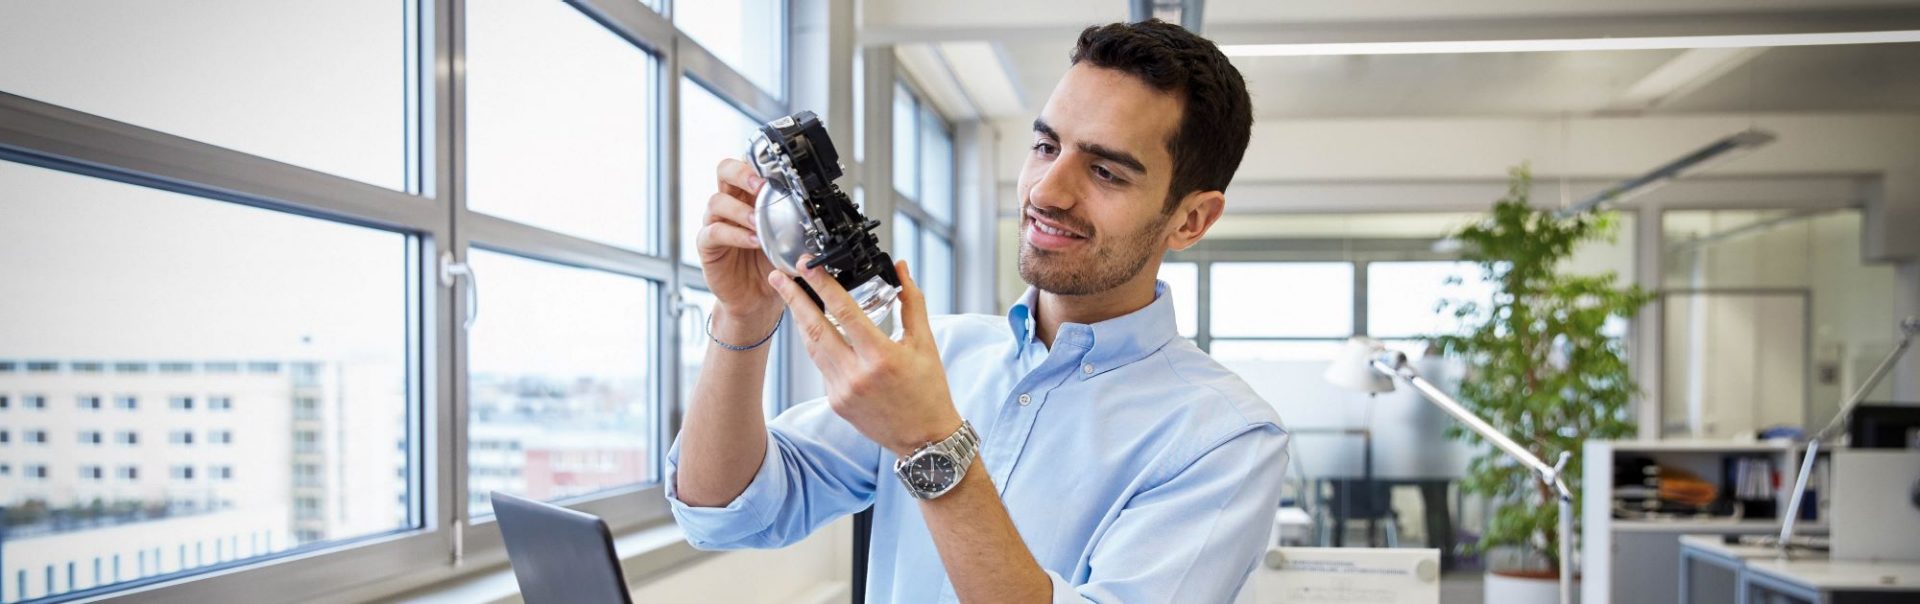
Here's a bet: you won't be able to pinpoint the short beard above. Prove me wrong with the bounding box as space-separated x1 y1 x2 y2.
1018 209 1170 296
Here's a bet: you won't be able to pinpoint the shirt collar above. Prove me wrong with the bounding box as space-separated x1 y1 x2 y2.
1005 281 1180 376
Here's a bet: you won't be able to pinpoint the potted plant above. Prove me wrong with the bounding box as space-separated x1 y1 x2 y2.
1434 166 1651 604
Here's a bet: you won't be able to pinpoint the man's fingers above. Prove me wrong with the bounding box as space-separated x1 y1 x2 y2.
795 258 890 352
705 192 756 230
893 261 934 348
697 222 759 251
716 157 762 200
767 270 851 369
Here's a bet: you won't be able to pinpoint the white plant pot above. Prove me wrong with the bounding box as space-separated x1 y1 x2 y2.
1484 571 1576 604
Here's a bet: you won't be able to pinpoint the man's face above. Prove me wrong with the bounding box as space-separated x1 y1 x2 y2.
1017 64 1184 296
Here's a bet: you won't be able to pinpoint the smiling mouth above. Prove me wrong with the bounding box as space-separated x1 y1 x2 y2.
1025 211 1088 240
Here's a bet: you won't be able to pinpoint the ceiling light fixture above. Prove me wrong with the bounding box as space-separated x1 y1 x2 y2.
1221 30 1920 57
1557 129 1777 217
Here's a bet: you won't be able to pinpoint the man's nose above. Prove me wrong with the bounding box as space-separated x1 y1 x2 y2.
1027 160 1079 212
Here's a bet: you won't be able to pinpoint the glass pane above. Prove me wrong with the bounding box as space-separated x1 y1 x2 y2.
0 1 409 190
922 233 954 315
1366 261 1496 338
892 83 919 198
1661 209 1895 436
1158 262 1198 338
674 0 783 96
1210 263 1354 338
919 110 954 224
678 289 782 420
853 53 865 162
0 160 412 601
466 1 654 250
466 250 656 517
679 79 763 263
1208 340 1348 362
893 213 920 270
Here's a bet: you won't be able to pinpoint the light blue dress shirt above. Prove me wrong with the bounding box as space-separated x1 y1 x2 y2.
666 282 1289 603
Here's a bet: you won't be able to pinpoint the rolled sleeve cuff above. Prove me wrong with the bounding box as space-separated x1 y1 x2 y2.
1046 569 1091 604
663 431 787 548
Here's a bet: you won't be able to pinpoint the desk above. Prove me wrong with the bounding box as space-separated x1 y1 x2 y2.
1680 535 1920 604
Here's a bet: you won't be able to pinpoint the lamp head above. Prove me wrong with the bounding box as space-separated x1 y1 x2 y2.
1324 336 1397 394
749 111 901 326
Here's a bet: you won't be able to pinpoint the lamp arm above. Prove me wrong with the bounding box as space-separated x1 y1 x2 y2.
1811 316 1919 442
1777 316 1918 557
1372 358 1557 478
1371 356 1575 604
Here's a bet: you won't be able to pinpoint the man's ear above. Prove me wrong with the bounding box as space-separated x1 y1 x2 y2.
1165 190 1225 252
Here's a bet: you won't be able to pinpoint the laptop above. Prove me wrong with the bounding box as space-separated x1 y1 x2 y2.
491 491 635 604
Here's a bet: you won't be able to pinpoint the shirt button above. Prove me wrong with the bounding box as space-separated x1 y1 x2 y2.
1081 362 1094 375
1017 393 1032 406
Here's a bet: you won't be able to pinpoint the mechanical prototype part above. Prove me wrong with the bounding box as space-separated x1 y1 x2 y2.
749 110 901 326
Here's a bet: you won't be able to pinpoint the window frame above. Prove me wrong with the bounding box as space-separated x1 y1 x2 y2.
0 0 794 601
886 76 958 313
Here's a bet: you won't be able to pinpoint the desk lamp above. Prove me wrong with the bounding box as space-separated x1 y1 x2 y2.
1777 316 1920 558
1326 337 1574 604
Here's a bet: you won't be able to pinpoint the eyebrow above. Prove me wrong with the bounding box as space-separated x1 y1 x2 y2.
1032 118 1148 176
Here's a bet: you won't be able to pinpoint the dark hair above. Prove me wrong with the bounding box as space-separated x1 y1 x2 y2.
1070 19 1253 211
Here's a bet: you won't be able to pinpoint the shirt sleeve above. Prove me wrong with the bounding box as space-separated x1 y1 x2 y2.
664 396 883 550
1049 425 1290 604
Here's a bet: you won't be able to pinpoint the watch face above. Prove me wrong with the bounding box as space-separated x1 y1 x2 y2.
907 453 959 493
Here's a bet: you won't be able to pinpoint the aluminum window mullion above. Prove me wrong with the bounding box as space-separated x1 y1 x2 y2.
679 37 787 123
462 213 677 282
0 91 439 233
566 0 677 55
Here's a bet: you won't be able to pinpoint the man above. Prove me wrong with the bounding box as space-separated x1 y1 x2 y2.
670 19 1285 603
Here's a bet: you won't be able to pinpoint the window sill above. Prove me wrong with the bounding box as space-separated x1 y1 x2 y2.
390 521 712 604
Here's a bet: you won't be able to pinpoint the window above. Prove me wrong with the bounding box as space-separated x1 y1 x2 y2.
1210 262 1356 338
0 464 10 476
1 0 783 598
1158 262 1199 338
889 81 959 314
465 0 656 251
674 0 785 96
466 249 657 516
80 430 104 445
1366 261 1497 338
893 83 919 196
0 430 8 444
678 78 765 262
78 394 104 410
0 158 413 598
0 1 409 189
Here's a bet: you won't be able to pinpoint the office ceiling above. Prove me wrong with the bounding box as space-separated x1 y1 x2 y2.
869 0 1920 119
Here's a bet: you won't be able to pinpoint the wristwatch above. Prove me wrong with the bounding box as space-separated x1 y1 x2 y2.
894 421 980 500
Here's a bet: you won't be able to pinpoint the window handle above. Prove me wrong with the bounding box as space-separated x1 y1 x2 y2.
668 289 706 339
439 252 478 331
